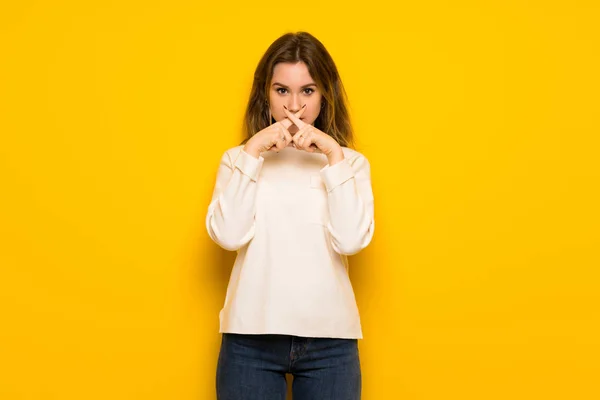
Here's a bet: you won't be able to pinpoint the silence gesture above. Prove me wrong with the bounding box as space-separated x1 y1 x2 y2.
243 106 307 158
282 105 345 165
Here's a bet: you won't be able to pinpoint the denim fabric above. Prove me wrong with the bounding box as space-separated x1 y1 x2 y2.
216 333 361 399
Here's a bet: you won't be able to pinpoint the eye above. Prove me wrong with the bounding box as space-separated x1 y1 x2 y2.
274 87 315 95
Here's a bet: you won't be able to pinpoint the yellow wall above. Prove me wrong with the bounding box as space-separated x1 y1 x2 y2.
1 1 598 399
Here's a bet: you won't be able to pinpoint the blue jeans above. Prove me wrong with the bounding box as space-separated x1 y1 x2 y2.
216 333 361 399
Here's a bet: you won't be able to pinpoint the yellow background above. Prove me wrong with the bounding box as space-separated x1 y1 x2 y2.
1 1 598 399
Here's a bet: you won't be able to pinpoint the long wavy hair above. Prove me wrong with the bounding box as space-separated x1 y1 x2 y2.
240 32 355 148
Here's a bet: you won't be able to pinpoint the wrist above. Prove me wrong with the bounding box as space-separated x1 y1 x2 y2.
243 144 260 159
327 148 344 166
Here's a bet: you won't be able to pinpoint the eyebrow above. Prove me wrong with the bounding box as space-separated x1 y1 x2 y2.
272 82 317 88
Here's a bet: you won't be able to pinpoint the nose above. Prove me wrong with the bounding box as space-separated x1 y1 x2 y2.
287 94 301 113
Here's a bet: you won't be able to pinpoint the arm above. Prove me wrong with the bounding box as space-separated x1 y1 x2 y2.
320 153 375 256
205 148 264 251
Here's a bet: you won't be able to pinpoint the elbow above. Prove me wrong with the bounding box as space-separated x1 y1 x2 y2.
334 243 364 256
333 235 372 256
329 220 375 256
208 229 253 252
206 215 255 252
213 237 247 252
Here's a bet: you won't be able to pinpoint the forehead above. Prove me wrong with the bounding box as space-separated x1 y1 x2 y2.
271 62 314 85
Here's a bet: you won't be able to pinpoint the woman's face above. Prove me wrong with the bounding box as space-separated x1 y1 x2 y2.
269 61 322 135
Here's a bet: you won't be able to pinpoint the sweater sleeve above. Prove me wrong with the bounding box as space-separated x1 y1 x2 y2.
319 153 375 256
205 148 264 251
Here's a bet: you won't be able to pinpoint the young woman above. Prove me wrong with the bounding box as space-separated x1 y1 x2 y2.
206 31 375 400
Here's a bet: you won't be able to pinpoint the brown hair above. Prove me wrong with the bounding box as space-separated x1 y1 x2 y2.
240 31 355 148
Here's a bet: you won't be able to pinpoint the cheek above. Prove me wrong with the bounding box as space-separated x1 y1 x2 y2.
269 96 286 109
311 97 323 115
269 96 284 120
307 103 322 120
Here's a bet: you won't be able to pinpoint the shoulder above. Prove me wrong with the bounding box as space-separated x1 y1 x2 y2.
340 146 366 159
217 145 246 166
226 144 245 154
224 144 245 158
340 147 371 168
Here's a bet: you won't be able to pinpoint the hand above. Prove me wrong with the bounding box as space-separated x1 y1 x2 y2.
243 106 307 158
282 105 344 164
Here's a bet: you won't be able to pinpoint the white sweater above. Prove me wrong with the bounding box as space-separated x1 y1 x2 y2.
205 144 375 339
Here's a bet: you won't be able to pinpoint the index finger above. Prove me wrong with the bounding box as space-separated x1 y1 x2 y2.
277 106 306 129
282 105 308 129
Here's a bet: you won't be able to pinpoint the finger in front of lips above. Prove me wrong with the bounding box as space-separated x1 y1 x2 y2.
279 107 306 129
283 105 307 129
